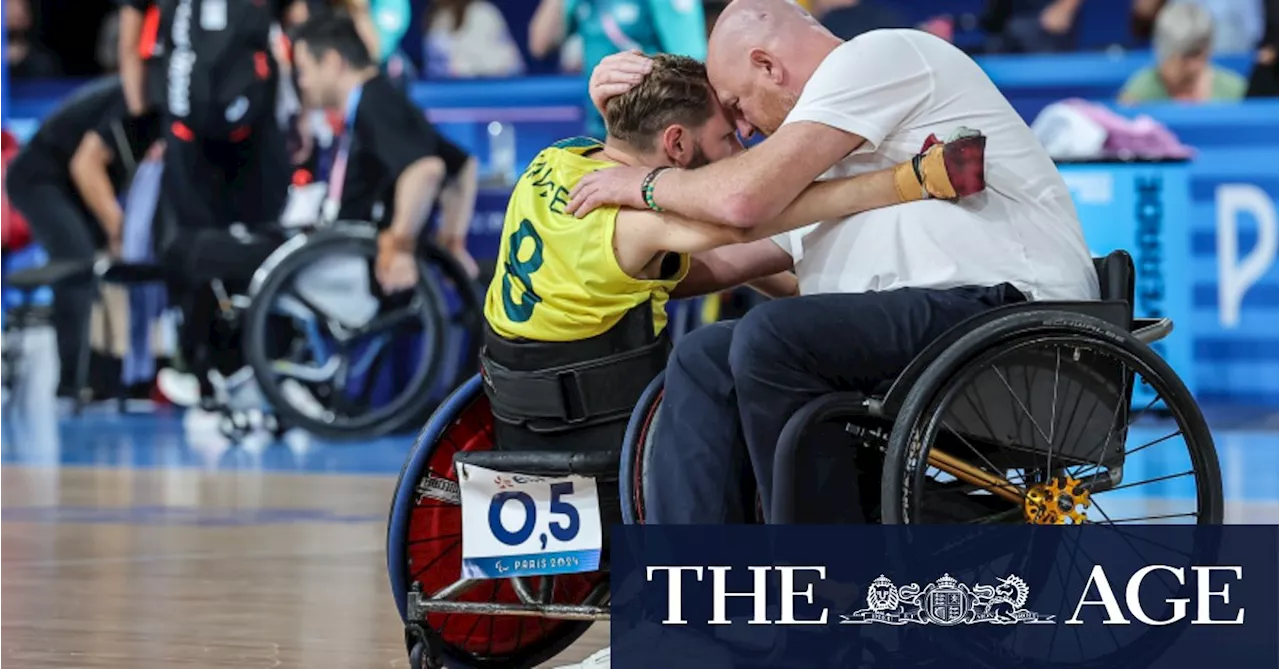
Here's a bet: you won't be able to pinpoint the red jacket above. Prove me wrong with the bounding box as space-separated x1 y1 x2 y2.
2 130 33 251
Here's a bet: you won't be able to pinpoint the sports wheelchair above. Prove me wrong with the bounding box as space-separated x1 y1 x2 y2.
206 222 482 440
385 250 1221 669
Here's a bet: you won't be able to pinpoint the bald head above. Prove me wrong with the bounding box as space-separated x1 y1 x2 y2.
705 0 840 138
709 0 816 56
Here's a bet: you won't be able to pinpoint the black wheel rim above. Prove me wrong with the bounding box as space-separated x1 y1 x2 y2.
901 334 1220 526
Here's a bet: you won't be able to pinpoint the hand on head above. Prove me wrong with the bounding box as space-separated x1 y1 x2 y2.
589 50 654 119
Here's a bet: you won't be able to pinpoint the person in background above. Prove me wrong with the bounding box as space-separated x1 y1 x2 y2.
6 0 62 78
4 77 161 395
116 0 167 117
1120 2 1247 102
530 0 708 138
1132 0 1263 54
804 0 907 41
291 13 481 280
424 0 525 78
289 0 415 83
981 0 1084 53
1245 0 1276 97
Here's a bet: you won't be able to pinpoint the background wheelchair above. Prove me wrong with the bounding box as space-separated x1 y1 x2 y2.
385 250 1222 669
197 220 481 441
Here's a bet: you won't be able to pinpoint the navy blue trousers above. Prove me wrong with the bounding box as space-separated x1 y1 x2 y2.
646 284 1023 524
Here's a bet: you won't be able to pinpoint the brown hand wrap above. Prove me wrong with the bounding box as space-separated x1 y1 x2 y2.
892 135 987 203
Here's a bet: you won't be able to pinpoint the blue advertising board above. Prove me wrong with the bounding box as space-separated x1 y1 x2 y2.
1058 102 1279 408
1059 161 1195 406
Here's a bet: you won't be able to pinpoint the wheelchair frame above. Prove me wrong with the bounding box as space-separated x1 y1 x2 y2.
385 251 1222 669
209 222 482 440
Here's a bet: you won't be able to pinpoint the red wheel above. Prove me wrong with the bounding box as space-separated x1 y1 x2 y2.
629 389 663 523
399 387 606 668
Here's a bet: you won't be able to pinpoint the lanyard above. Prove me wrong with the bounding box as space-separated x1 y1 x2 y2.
323 83 364 220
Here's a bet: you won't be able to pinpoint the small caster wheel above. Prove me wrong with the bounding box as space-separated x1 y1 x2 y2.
408 642 424 669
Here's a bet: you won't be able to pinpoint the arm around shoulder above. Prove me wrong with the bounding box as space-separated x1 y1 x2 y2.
653 121 865 229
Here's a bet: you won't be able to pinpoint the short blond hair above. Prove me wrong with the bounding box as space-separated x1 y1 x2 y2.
604 55 717 151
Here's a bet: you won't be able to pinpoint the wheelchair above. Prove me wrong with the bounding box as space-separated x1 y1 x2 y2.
209 222 482 440
385 250 1222 669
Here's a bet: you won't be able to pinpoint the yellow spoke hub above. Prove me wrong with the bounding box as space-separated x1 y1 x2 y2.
1023 475 1091 525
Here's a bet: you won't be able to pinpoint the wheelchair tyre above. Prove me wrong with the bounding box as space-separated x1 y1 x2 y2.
243 232 447 440
416 243 484 417
619 372 665 524
622 373 764 524
386 376 605 669
881 310 1223 526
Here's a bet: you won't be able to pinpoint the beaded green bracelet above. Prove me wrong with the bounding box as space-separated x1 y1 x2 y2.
641 167 672 212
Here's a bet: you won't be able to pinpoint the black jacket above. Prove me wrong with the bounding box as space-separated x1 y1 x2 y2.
1249 0 1280 98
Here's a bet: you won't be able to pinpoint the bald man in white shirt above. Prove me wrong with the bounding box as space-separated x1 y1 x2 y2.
567 0 1098 525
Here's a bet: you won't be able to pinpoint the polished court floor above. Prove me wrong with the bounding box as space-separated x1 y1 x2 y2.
2 395 1276 668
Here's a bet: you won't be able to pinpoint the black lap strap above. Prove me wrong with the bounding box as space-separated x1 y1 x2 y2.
481 335 667 425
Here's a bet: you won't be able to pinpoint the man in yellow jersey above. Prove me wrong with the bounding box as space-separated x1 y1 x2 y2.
480 54 985 455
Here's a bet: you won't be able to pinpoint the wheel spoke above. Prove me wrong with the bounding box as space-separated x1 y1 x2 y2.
1105 511 1199 524
1048 347 1061 471
942 421 1027 489
1106 470 1194 493
992 366 1055 453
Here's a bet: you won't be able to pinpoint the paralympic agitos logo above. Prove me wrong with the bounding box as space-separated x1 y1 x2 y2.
644 565 1246 627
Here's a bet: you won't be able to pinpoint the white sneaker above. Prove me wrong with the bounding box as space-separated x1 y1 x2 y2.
280 378 327 419
553 646 610 669
156 368 203 407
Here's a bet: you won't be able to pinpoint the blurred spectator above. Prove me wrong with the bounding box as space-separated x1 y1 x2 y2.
290 0 416 84
1132 0 1264 54
1120 2 1247 102
1245 0 1276 96
424 0 526 77
530 0 707 138
981 0 1083 53
6 0 62 78
4 77 161 395
805 0 908 41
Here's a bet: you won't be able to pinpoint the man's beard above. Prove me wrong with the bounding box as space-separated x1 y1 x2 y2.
757 89 799 137
684 144 712 169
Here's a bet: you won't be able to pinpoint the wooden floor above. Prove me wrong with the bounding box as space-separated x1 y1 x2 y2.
1 466 608 669
2 399 1276 668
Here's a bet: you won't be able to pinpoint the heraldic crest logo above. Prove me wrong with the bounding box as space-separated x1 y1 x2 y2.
840 574 1055 626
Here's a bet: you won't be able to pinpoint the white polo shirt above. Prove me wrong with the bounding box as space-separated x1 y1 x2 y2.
774 29 1099 301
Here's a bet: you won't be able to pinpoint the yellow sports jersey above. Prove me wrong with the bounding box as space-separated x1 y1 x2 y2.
484 138 689 342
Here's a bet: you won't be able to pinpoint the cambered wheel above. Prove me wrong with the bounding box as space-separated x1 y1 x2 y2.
243 231 447 440
883 310 1221 526
876 310 1221 669
412 244 484 424
387 377 604 669
620 372 666 524
622 373 764 524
